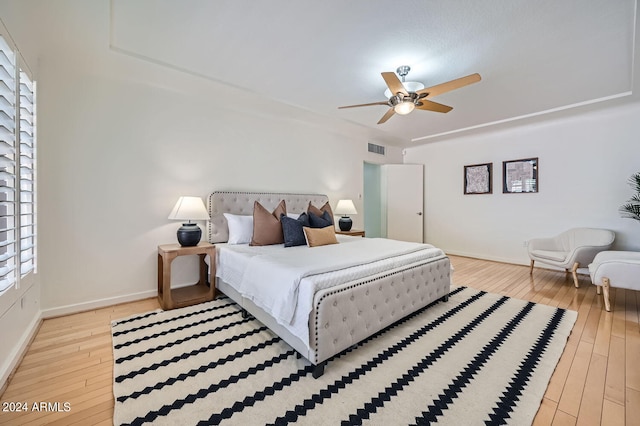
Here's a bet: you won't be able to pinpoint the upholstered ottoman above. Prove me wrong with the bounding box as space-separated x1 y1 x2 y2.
589 251 640 311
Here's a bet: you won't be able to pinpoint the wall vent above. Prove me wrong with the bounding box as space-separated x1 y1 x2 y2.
368 143 385 155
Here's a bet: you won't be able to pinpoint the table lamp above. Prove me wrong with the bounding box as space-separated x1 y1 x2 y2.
168 196 210 246
335 199 357 231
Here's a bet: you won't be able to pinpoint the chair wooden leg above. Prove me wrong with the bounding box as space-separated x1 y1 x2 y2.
596 285 601 295
602 277 611 312
529 259 534 275
571 262 580 288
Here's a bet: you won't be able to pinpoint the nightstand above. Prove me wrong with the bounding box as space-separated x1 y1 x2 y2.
335 229 365 237
157 242 216 310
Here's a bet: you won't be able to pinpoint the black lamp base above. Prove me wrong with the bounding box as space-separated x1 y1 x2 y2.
177 223 202 246
338 216 353 231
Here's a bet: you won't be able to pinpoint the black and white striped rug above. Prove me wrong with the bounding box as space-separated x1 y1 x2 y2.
111 286 576 425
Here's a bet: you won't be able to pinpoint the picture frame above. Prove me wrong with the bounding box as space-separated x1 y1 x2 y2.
502 157 538 193
464 163 493 194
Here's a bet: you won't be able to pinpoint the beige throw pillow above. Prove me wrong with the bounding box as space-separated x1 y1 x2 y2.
250 200 286 246
303 225 338 247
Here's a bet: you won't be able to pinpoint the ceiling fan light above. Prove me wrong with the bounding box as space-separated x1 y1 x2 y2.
394 101 415 115
384 81 425 98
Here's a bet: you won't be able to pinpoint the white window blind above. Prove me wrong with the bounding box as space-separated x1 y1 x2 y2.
0 35 16 295
0 33 36 296
19 70 35 276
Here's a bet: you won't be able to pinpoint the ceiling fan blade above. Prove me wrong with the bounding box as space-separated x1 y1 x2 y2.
377 108 396 124
417 73 481 98
416 99 453 113
338 101 389 109
381 72 408 96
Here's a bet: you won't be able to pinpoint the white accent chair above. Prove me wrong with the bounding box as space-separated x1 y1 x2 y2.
589 251 640 311
528 228 615 288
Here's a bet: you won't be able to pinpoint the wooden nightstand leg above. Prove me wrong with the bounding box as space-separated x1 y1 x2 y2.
157 253 164 306
161 252 177 310
207 248 216 299
198 253 208 286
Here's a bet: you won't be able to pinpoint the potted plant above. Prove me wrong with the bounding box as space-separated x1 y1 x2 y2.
620 172 640 222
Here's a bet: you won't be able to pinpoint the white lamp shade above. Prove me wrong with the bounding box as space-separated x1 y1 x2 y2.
394 101 415 115
168 196 210 221
335 199 357 215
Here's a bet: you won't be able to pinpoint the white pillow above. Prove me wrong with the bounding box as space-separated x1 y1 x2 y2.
286 213 300 220
223 213 253 244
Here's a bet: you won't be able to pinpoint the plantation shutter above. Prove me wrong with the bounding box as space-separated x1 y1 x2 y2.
19 70 35 276
0 35 16 294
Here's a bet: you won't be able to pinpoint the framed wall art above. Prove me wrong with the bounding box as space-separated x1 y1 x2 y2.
503 157 538 193
464 163 493 194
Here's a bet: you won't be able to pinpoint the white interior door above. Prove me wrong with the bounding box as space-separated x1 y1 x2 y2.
382 164 424 243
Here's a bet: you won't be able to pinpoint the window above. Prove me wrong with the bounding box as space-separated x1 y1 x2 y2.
0 34 36 296
19 71 35 277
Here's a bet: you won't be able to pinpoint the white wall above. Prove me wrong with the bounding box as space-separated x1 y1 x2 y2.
0 0 404 318
0 281 40 390
2 0 637 390
0 0 405 388
405 100 640 265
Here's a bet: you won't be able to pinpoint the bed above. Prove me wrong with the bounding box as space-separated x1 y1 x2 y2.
207 191 451 377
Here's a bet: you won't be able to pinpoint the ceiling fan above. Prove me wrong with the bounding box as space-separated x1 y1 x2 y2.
338 66 481 124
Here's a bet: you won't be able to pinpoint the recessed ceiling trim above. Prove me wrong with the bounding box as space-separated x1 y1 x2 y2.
109 0 638 144
411 91 633 143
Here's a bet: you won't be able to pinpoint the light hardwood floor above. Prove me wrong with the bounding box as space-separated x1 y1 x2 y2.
0 255 638 425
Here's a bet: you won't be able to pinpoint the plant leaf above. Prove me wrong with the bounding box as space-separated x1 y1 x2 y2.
629 172 640 193
620 172 640 221
619 203 640 221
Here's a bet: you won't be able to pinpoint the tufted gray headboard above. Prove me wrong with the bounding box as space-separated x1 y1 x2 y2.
206 191 330 243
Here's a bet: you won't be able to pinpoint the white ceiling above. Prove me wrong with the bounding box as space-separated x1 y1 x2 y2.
111 0 636 145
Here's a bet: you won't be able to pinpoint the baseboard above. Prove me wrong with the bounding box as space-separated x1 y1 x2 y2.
0 311 42 395
2 290 158 392
443 249 530 266
41 289 157 319
444 249 592 276
41 279 209 319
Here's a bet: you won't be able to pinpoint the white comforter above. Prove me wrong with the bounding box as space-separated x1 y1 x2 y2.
216 237 445 327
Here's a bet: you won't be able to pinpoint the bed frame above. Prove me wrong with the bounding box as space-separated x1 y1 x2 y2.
207 191 451 377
